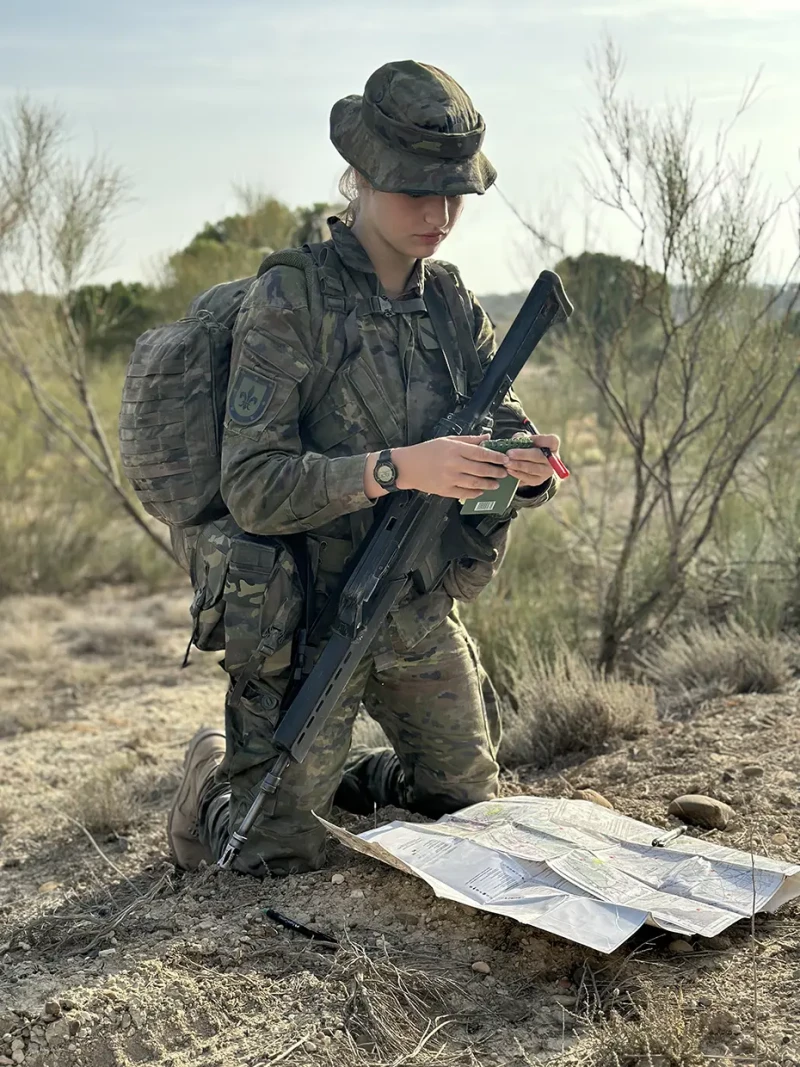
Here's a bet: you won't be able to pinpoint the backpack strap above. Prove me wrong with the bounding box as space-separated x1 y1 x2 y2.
424 262 486 395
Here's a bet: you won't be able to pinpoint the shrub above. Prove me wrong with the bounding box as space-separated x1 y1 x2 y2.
496 645 655 770
640 622 795 720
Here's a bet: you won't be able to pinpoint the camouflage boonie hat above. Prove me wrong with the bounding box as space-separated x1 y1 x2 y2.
330 60 496 196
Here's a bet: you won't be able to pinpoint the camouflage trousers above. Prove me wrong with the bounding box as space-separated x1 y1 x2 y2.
198 614 501 876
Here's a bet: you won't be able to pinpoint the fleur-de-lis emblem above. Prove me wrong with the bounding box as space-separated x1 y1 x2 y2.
239 385 258 411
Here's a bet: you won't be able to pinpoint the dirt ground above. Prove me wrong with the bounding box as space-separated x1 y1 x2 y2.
1 584 799 1067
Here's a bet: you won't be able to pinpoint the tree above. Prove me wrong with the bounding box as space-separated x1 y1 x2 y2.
155 186 299 320
515 43 799 671
67 280 160 360
0 98 173 565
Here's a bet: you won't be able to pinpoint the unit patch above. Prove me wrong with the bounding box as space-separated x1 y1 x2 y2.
228 367 276 426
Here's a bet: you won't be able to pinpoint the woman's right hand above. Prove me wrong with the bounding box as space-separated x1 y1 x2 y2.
392 435 509 499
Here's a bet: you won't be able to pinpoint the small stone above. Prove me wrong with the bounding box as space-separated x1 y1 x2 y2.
572 789 613 810
331 873 345 885
772 832 789 846
59 1000 75 1012
16 943 31 953
303 1040 317 1053
67 1020 80 1037
668 938 694 955
11 1053 24 1065
349 889 364 899
668 794 734 831
471 960 491 974
742 765 764 779
43 1003 60 1020
98 948 116 958
553 994 577 1007
10 1042 24 1054
0 1056 14 1066
37 882 61 895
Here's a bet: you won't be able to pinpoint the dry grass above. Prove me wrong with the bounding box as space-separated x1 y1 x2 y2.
0 795 14 837
56 614 161 658
497 646 656 770
67 753 147 836
329 938 469 1066
555 994 713 1067
641 623 795 720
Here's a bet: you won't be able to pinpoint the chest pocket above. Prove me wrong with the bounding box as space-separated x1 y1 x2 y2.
417 314 468 400
303 356 404 454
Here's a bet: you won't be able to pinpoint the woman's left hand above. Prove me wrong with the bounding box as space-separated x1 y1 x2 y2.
505 434 561 487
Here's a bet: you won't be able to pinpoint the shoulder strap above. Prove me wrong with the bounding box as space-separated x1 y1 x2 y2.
424 262 485 395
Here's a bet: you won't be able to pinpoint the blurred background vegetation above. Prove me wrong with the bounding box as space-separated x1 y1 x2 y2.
0 44 797 746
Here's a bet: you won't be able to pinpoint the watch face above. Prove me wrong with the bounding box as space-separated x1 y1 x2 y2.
376 463 394 484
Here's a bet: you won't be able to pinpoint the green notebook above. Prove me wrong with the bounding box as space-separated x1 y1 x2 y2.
459 437 536 517
460 474 520 516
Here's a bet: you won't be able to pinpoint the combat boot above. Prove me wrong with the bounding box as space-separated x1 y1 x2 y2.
334 746 407 814
167 727 226 869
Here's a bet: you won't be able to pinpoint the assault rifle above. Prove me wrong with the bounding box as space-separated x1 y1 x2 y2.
218 269 573 870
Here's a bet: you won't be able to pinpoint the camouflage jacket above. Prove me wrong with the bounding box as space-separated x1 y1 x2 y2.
220 219 556 653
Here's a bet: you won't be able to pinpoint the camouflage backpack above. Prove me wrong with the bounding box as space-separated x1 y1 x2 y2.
120 250 320 528
119 245 479 529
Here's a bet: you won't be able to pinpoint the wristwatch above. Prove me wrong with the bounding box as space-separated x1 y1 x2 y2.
372 448 400 492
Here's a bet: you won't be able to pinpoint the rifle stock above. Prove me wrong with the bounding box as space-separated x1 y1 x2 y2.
217 269 572 871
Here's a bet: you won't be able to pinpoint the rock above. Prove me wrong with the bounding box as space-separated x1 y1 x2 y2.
742 765 764 779
572 789 614 809
37 883 61 895
668 938 694 955
42 1004 59 1021
10 1042 23 1054
59 1000 75 1013
11 1053 24 1065
98 948 116 958
471 961 491 975
668 794 734 831
45 1020 68 1048
303 1041 318 1053
349 889 364 899
772 832 789 846
66 1020 80 1037
331 873 345 885
553 994 577 1007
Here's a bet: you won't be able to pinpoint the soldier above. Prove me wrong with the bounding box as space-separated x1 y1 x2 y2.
167 60 562 877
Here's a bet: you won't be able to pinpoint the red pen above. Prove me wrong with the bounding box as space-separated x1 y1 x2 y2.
521 419 570 479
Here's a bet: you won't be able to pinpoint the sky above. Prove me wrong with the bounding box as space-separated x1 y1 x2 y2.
1 0 798 294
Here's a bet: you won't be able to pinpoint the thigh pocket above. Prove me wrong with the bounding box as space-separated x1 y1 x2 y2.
189 518 237 652
222 534 304 677
222 677 285 779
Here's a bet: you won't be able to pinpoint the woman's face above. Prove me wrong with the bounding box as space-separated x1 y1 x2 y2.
358 186 465 260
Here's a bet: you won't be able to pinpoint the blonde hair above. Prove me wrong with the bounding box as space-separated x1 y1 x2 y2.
337 165 365 225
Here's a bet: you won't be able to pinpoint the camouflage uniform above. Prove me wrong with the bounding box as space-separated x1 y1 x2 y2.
191 60 558 876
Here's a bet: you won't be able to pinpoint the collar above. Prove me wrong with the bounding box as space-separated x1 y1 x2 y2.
327 216 424 297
